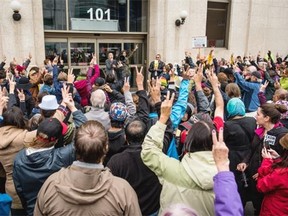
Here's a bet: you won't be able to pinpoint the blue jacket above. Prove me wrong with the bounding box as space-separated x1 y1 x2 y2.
214 171 243 216
234 72 260 112
40 84 56 95
168 79 189 159
170 79 189 129
13 144 75 216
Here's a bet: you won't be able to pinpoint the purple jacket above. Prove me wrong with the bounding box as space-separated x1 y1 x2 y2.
213 171 243 216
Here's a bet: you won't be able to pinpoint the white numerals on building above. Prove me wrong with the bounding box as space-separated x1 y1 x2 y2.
87 8 111 21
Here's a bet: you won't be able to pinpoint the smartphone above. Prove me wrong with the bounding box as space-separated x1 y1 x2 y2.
263 141 271 150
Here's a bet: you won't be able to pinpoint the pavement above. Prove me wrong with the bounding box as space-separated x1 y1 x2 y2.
245 201 256 216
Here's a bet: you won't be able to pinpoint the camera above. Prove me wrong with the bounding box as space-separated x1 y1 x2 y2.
119 55 125 62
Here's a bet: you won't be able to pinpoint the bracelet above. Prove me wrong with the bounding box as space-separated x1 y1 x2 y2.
57 105 69 116
20 100 25 102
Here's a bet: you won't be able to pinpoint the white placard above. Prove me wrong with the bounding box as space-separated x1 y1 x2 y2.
192 36 207 48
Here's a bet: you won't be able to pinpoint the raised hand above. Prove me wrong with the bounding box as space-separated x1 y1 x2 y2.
123 77 130 93
193 64 204 85
17 89 25 102
67 68 75 83
182 66 190 80
135 66 144 90
206 68 219 88
102 84 113 93
147 77 161 105
159 91 175 124
274 79 280 90
260 80 269 92
61 84 75 111
212 128 229 172
0 95 9 115
52 56 59 66
8 75 16 94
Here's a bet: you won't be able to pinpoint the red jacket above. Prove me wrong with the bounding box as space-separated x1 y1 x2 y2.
74 64 100 107
257 158 288 216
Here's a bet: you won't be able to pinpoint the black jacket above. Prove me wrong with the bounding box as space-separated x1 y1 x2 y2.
243 125 288 176
107 145 162 215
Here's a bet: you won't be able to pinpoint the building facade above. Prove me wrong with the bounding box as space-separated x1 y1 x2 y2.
0 0 287 77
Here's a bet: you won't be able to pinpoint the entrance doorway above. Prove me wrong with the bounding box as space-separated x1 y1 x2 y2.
45 37 145 87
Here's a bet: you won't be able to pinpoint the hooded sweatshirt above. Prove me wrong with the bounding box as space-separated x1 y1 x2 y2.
13 144 75 216
0 126 36 209
141 121 218 216
34 164 141 216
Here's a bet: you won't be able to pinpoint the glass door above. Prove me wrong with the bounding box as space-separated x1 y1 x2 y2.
45 38 68 66
45 38 145 87
68 39 96 75
98 39 144 87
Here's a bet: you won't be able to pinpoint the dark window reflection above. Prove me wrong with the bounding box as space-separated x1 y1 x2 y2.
206 2 229 47
70 43 95 66
69 0 127 32
123 43 142 64
130 0 147 32
45 42 68 64
99 43 122 65
43 0 66 30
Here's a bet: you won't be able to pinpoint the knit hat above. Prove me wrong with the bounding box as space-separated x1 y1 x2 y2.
227 98 245 118
94 77 106 86
16 77 32 90
39 95 59 110
109 102 128 122
16 65 25 72
186 103 194 118
251 71 261 79
36 118 63 143
189 112 213 125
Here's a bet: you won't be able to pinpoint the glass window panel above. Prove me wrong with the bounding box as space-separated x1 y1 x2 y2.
123 43 142 64
70 43 95 66
130 0 148 32
45 42 68 65
43 0 66 30
98 43 122 65
206 2 229 48
69 0 127 32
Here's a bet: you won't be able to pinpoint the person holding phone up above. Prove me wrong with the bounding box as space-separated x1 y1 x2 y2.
256 134 288 216
237 103 288 215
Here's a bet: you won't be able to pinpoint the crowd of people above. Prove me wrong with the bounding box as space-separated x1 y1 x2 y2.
0 48 288 216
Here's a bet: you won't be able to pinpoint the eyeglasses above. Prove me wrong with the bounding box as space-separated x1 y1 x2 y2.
156 56 160 59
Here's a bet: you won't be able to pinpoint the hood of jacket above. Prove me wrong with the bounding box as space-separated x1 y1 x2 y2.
181 151 217 190
0 126 25 149
54 165 112 205
108 129 125 142
74 79 87 90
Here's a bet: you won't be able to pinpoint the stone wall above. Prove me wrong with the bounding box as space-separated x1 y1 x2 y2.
0 0 45 68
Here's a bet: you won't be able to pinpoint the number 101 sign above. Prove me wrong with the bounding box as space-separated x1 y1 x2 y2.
87 8 111 21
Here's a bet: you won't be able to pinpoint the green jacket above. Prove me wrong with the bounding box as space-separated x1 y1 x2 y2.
280 77 288 91
141 121 218 216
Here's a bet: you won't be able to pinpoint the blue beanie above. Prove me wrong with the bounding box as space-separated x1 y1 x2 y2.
227 98 245 118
